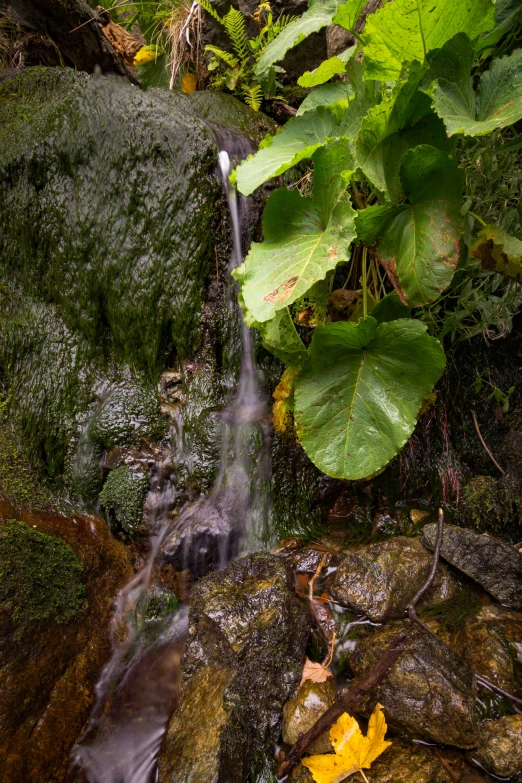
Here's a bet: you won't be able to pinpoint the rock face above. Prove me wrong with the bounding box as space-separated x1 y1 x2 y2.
451 622 516 692
330 536 458 622
473 715 522 777
283 678 337 754
158 553 309 783
349 623 480 747
0 497 133 783
422 524 522 609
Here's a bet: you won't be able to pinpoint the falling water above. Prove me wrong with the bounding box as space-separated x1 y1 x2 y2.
73 135 271 783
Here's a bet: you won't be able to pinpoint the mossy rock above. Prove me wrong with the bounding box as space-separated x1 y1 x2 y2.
0 519 85 638
99 466 149 536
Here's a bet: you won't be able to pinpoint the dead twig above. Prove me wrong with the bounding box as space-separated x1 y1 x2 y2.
475 674 522 709
276 631 408 779
434 750 461 783
407 507 445 639
472 411 505 475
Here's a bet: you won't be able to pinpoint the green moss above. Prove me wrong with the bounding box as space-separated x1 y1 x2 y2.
0 519 85 638
99 466 149 536
458 475 521 535
0 416 51 509
419 590 482 632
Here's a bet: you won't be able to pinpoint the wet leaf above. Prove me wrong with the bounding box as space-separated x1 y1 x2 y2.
363 0 495 81
426 38 522 136
294 317 446 479
469 224 522 283
181 73 197 94
298 47 356 88
302 703 392 782
234 144 356 323
356 146 464 307
297 83 352 117
300 657 333 686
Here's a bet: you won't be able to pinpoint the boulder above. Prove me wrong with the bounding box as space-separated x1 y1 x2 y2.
349 622 480 748
473 715 522 778
158 553 309 783
330 536 458 622
422 524 522 609
282 677 337 754
451 622 516 692
0 497 133 783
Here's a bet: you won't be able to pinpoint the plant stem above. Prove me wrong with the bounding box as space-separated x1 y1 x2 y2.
359 771 370 783
362 246 368 317
472 411 505 474
407 507 444 639
468 211 487 227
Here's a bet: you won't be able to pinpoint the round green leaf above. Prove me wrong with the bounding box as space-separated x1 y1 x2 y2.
294 317 446 479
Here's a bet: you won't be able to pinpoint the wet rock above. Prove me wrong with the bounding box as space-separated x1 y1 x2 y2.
0 497 133 783
290 740 452 783
282 677 337 754
349 622 480 747
451 622 516 692
284 546 341 573
473 715 522 777
158 553 309 783
330 536 458 622
422 523 522 609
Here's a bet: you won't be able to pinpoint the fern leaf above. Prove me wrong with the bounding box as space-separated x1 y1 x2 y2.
224 7 249 62
197 0 223 25
204 45 239 68
243 84 263 111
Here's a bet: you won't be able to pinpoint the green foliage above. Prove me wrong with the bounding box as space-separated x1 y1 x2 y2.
201 1 297 109
230 0 522 481
294 318 446 479
99 467 149 537
0 519 85 639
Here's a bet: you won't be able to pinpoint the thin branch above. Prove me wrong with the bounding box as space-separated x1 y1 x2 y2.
277 631 408 779
475 674 522 710
472 411 505 474
407 507 444 639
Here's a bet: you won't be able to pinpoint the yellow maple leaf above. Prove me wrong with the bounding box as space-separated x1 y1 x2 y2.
302 703 391 783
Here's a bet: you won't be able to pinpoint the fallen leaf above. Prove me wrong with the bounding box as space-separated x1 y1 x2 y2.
181 73 198 94
300 656 333 686
302 703 391 783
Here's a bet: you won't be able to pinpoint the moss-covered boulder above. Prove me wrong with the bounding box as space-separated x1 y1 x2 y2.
0 497 132 783
330 536 458 622
349 622 480 748
473 715 522 778
158 553 309 783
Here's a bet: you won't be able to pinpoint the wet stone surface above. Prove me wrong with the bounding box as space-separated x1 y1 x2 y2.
451 621 516 692
330 536 458 622
158 553 309 783
472 715 522 777
423 524 522 609
282 677 337 754
349 622 480 747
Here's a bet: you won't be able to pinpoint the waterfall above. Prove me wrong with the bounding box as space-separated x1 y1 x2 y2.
73 135 272 783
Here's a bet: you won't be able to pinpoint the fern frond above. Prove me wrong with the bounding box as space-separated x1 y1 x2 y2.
204 44 239 68
197 0 223 25
243 83 263 111
224 7 249 62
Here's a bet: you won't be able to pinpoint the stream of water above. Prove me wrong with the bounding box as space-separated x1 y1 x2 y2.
73 137 271 783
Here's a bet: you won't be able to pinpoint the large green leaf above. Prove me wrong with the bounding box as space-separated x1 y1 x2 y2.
469 224 522 283
364 0 495 81
356 145 464 307
296 82 352 116
298 46 356 87
480 0 522 51
355 62 450 201
428 44 522 136
233 144 356 323
257 308 308 365
255 0 346 74
294 317 446 479
235 106 343 195
332 0 366 32
369 292 411 324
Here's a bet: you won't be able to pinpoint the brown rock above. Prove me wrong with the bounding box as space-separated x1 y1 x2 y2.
330 536 458 622
473 715 522 777
451 622 515 692
0 496 133 783
283 678 337 754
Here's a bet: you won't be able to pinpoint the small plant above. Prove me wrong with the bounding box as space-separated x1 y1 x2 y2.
199 0 297 109
473 370 515 413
